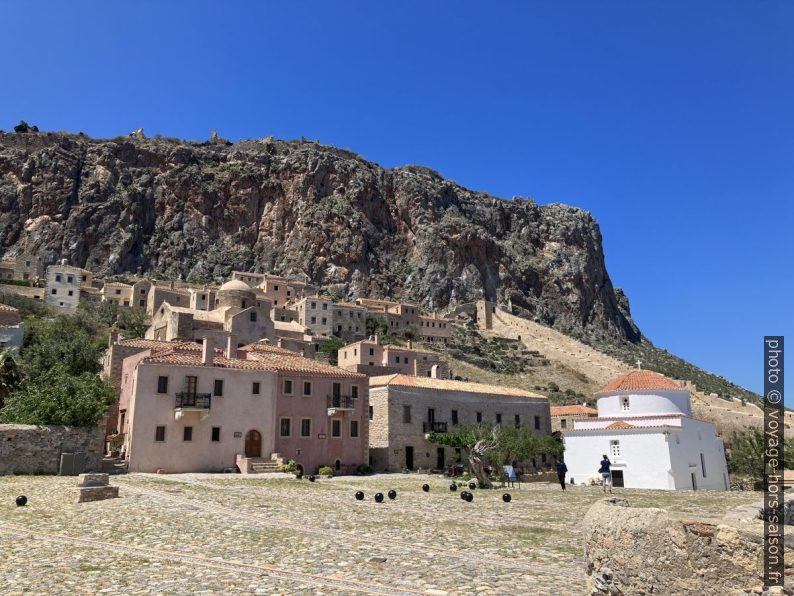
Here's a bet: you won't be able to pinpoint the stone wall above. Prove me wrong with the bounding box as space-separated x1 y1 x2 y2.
0 424 104 475
583 497 793 595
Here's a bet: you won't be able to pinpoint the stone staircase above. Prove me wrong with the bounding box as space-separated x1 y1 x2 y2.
237 453 285 475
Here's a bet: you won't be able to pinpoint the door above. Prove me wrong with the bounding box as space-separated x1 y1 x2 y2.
436 447 445 470
405 446 414 470
185 375 197 396
427 408 435 423
691 472 697 491
245 430 262 458
611 470 624 488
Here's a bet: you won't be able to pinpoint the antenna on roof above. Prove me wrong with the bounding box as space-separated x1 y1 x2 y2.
636 359 642 370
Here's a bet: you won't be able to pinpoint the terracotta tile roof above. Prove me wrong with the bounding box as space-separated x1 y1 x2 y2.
369 374 546 399
246 351 366 378
597 370 682 394
0 303 19 313
550 405 598 417
239 343 301 356
144 351 275 370
382 345 438 355
117 338 189 351
606 420 635 430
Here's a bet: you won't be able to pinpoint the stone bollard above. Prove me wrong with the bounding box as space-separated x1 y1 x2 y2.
77 473 119 503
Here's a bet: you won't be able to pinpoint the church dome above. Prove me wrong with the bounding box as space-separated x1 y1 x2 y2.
219 279 252 292
597 370 681 394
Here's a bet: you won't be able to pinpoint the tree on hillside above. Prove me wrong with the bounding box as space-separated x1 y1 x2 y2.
0 366 114 427
21 315 106 377
727 428 764 480
427 423 563 488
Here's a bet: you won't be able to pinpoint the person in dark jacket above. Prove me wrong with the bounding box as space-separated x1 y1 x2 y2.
556 459 568 490
599 455 612 494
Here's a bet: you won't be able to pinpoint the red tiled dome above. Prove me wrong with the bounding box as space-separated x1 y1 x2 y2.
597 370 681 394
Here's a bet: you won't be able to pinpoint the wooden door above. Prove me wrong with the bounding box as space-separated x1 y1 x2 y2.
245 430 261 458
405 446 414 470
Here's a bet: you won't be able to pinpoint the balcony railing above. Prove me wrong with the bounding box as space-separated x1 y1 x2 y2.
423 421 448 433
175 392 212 409
327 395 355 410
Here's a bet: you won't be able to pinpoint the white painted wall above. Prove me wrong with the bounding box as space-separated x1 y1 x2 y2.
564 429 674 489
597 389 692 418
667 418 729 490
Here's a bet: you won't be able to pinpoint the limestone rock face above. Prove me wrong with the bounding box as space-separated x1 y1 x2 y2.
583 498 793 595
0 131 640 342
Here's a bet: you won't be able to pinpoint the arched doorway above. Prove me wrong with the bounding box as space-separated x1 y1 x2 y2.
244 430 262 458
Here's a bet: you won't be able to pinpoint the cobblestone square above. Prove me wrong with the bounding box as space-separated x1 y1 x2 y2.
0 474 760 594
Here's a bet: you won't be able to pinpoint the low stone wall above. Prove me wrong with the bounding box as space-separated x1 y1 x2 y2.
583 497 793 594
0 424 104 475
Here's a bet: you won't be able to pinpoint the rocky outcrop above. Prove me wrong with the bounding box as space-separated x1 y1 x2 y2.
583 498 793 595
0 130 639 343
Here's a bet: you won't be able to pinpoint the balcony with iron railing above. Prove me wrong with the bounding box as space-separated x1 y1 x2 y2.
326 395 355 411
423 421 448 433
175 392 212 410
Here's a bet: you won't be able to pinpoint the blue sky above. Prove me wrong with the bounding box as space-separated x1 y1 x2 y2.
1 1 791 403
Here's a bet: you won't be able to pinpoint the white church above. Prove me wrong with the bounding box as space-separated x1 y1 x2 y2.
563 369 729 490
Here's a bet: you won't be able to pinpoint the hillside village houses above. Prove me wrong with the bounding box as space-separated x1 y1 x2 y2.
563 370 729 491
0 303 24 351
550 404 598 433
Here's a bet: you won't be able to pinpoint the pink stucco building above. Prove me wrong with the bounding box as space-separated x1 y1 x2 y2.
119 337 368 475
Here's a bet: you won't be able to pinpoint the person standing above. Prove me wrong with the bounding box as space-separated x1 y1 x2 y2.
599 454 612 494
556 459 568 490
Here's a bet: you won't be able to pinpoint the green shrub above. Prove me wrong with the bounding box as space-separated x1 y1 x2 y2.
281 459 298 473
0 279 31 287
318 466 333 476
356 463 373 475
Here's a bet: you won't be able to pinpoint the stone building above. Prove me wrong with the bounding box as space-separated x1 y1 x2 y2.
338 335 448 378
45 262 93 312
145 283 191 316
331 302 368 342
294 296 335 338
101 282 133 306
550 404 598 432
368 374 550 472
0 303 24 351
564 370 729 490
119 337 368 475
0 251 44 282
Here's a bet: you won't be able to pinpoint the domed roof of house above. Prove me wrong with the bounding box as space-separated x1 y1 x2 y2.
597 370 682 394
218 279 253 292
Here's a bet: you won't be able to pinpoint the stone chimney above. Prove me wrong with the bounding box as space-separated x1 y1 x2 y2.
108 330 119 347
374 332 380 345
169 280 174 290
408 339 413 349
226 335 236 359
201 336 214 366
277 338 283 348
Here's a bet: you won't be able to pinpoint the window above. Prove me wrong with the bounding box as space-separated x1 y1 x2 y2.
55 274 61 282
350 420 359 438
368 405 374 421
283 379 293 395
139 299 145 307
154 426 166 442
157 376 168 393
300 418 312 437
332 419 341 437
303 381 312 396
322 303 327 310
252 382 260 395
403 405 412 423
67 275 74 283
321 317 327 325
451 410 458 426
50 288 57 295
561 419 567 429
115 288 121 295
496 413 502 425
311 316 316 324
250 311 257 322
514 414 521 428
140 288 146 295
476 412 482 423
213 379 224 397
280 418 291 437
183 426 193 442
68 290 73 296
351 385 358 399
700 453 707 477
610 440 621 458
211 427 221 442
311 302 316 309
274 285 279 291
621 397 630 411
534 415 540 430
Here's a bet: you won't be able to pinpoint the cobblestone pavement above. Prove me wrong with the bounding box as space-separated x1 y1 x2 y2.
0 473 761 594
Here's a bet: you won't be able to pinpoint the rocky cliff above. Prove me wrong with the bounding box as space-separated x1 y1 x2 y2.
0 130 640 342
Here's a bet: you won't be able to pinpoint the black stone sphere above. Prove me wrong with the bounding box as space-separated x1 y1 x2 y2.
502 493 512 503
308 475 316 482
422 483 430 492
465 492 474 503
468 482 477 490
374 492 384 503
460 491 469 500
15 495 27 507
355 491 365 501
449 483 458 492
388 489 397 500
